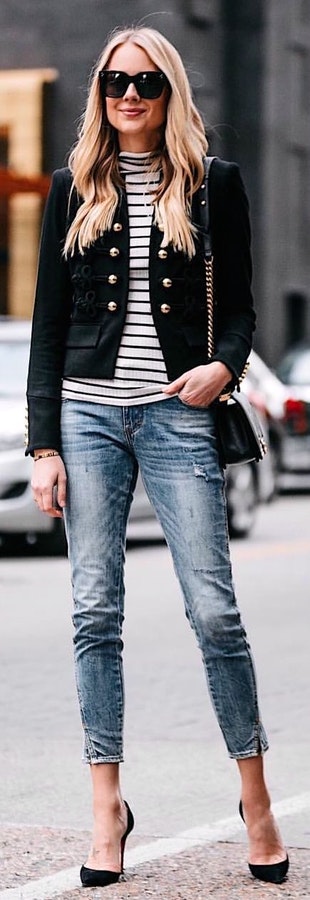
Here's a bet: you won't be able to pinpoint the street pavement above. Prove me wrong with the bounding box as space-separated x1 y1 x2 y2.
0 493 310 898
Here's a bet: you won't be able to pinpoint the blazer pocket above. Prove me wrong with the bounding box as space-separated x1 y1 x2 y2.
65 324 101 348
182 324 206 347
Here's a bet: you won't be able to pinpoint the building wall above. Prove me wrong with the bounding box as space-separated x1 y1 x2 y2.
0 0 309 363
0 0 222 171
220 0 310 365
220 0 265 354
0 0 222 316
0 69 57 316
261 0 310 365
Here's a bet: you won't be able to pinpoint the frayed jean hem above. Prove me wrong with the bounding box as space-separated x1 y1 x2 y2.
83 756 124 765
229 744 269 760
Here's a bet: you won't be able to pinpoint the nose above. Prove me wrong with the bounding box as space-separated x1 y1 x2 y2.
123 81 140 100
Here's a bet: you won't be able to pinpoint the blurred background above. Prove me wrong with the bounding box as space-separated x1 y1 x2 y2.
0 0 310 551
0 5 310 874
0 0 310 362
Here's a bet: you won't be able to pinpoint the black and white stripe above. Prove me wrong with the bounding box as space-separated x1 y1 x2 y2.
62 151 169 406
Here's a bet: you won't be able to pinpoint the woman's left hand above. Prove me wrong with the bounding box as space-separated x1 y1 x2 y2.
163 361 232 407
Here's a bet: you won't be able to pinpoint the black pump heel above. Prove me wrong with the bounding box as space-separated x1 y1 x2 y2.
80 800 134 888
239 801 289 884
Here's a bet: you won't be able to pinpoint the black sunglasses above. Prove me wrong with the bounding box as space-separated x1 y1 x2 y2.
99 69 169 100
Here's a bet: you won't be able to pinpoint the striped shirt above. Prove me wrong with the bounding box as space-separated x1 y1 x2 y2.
62 151 170 406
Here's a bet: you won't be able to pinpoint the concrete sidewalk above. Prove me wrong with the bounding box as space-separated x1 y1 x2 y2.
1 825 309 899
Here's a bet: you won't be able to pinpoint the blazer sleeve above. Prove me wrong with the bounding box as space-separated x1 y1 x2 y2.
209 159 256 382
26 168 73 455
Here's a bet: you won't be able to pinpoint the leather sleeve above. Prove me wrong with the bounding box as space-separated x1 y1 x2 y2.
26 169 73 455
209 160 256 382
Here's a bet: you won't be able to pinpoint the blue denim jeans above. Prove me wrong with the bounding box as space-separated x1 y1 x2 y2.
61 397 268 763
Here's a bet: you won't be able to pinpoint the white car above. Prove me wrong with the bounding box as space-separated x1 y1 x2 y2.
0 319 274 552
0 319 66 552
242 348 310 490
276 344 310 488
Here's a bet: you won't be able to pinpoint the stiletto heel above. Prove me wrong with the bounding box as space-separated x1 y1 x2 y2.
80 800 134 888
239 801 289 884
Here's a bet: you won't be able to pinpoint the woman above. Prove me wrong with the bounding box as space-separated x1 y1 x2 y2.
27 25 288 889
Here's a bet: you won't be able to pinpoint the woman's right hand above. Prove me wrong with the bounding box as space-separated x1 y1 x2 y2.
31 453 67 517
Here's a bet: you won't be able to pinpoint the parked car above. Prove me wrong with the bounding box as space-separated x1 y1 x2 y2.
244 345 310 490
242 349 288 487
0 318 66 552
0 319 274 551
275 343 310 488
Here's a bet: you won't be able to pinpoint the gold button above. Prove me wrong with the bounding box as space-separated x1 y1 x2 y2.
113 222 123 232
109 247 120 257
158 249 168 259
108 274 118 285
107 301 118 312
162 278 172 288
160 303 171 314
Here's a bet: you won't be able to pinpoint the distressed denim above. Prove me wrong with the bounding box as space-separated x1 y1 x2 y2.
61 397 268 763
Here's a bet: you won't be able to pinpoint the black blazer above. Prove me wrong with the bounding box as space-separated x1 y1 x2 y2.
26 158 256 454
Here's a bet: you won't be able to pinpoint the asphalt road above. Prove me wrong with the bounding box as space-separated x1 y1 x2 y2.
0 492 309 855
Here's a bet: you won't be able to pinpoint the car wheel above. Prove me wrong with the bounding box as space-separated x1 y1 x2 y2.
267 434 281 497
226 463 258 539
23 519 67 555
37 519 67 555
0 520 67 556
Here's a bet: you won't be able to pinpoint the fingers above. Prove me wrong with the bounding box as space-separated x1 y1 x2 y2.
164 367 211 406
35 496 63 518
55 475 67 509
31 458 67 518
34 486 64 518
164 364 232 407
163 372 190 395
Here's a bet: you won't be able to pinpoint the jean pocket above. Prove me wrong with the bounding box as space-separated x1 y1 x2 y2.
177 394 210 411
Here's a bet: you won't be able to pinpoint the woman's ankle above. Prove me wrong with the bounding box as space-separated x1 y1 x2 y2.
90 762 123 818
93 793 123 810
237 756 272 810
241 789 270 814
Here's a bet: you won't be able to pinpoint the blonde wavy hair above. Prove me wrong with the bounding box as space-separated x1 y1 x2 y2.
64 25 208 258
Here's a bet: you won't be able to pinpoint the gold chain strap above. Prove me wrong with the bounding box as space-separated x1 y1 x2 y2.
205 252 250 400
202 156 250 398
238 360 250 384
205 255 215 359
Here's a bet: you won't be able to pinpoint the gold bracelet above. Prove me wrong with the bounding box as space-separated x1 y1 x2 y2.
34 451 59 461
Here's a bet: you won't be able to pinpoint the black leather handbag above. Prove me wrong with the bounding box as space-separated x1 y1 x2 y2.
200 157 267 467
216 389 267 466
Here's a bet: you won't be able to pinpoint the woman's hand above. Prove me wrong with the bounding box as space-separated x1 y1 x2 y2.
163 361 233 407
31 454 67 518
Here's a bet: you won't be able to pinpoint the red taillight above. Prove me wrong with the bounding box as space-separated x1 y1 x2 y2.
284 398 308 433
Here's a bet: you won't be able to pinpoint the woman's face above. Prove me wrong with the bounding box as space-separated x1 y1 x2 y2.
104 42 169 152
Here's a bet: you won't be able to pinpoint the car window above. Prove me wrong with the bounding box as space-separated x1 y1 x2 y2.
277 350 310 386
0 341 30 396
